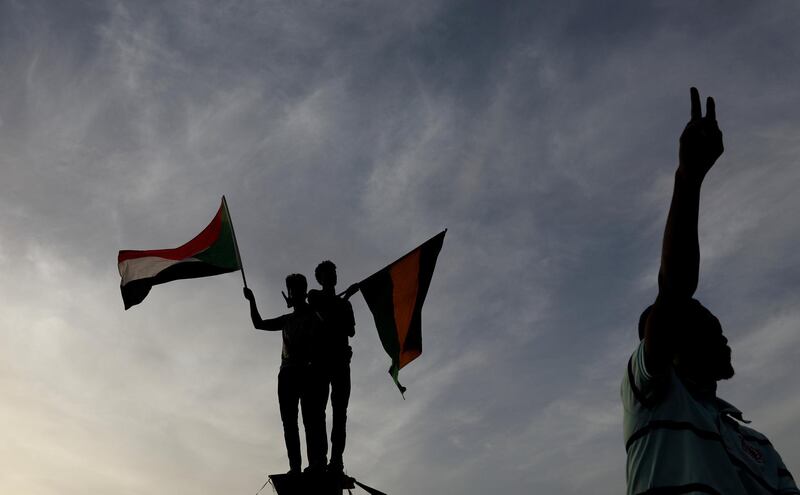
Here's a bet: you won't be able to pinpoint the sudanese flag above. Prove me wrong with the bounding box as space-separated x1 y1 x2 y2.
117 197 242 310
359 230 446 396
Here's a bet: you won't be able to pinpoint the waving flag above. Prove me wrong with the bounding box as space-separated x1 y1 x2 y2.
358 230 446 396
118 197 242 309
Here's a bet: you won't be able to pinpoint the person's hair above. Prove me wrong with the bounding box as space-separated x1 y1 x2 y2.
314 260 336 284
285 273 307 295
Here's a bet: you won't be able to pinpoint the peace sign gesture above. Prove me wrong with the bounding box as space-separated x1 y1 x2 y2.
678 87 724 182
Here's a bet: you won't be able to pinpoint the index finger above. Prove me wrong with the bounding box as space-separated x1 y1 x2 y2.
706 96 716 121
690 87 701 120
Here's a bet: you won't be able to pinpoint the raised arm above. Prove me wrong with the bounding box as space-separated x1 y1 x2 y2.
644 87 723 370
243 287 286 331
659 87 723 298
340 283 360 301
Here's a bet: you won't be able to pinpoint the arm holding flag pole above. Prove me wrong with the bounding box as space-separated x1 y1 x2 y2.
243 287 286 331
339 283 360 300
221 197 286 330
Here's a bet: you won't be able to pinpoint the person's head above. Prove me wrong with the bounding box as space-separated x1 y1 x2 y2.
285 273 307 308
314 260 337 289
639 299 733 383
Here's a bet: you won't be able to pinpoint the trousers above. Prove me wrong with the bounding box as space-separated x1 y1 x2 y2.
277 365 328 471
326 362 351 463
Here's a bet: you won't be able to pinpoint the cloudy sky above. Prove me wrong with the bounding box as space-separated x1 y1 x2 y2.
1 1 800 493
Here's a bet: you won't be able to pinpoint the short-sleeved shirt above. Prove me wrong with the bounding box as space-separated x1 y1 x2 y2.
278 308 321 369
622 340 799 495
308 290 355 362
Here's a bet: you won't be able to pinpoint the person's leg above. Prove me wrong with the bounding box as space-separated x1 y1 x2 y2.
300 364 328 471
278 367 302 473
329 362 351 470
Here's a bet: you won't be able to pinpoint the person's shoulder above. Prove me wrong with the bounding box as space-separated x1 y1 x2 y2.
288 307 319 327
623 340 674 409
736 423 771 445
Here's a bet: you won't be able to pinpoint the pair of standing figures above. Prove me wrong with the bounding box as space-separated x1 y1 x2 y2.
243 260 357 475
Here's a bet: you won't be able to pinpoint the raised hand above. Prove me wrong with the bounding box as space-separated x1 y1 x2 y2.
678 87 724 182
281 290 291 308
341 283 360 301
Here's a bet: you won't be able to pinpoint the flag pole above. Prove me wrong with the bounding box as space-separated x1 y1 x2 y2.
222 195 248 288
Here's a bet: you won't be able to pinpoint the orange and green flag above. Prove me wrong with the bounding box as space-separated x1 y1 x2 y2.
358 230 446 396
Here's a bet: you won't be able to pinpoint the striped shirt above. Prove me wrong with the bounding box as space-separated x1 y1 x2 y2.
622 340 799 495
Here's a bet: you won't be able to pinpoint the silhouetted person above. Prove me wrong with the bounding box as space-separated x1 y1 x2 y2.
622 88 799 494
244 275 328 475
308 261 356 474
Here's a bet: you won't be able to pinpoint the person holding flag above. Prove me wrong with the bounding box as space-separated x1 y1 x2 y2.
308 260 357 474
244 275 328 476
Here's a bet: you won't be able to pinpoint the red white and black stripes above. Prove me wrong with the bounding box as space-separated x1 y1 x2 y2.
118 198 241 309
